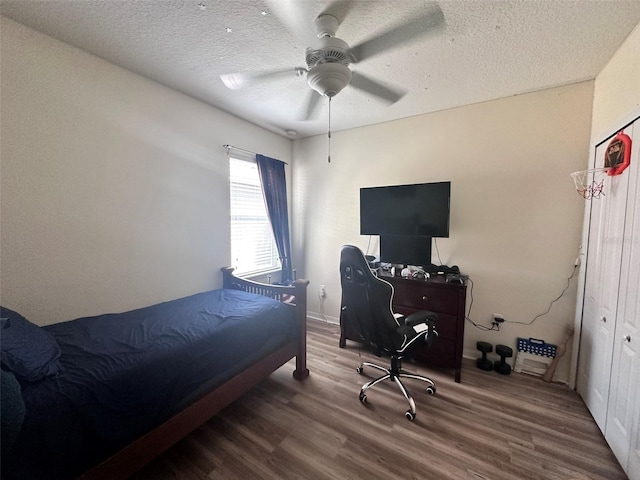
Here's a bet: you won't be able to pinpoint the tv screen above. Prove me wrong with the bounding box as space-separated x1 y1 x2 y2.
380 235 432 266
360 182 450 237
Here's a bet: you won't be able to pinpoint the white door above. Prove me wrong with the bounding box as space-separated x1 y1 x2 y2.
577 139 628 431
606 123 640 474
577 184 613 430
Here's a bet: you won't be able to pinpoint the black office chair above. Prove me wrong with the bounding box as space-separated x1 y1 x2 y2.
339 245 438 420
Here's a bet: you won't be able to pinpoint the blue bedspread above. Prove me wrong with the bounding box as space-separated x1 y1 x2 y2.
6 289 297 479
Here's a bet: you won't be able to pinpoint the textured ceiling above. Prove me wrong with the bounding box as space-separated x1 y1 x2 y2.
2 1 640 139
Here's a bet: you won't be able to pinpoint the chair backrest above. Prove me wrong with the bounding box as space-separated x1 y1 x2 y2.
339 245 402 355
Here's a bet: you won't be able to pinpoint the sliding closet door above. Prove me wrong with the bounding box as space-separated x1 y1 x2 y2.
605 123 639 472
577 139 628 431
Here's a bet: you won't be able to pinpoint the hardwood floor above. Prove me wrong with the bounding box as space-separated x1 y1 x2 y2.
133 320 627 480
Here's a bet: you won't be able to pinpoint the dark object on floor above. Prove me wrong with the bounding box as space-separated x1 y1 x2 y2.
494 344 513 375
476 341 493 371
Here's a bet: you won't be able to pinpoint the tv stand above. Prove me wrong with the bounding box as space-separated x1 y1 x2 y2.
339 272 467 382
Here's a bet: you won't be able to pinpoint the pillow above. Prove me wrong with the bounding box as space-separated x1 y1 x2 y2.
1 306 61 381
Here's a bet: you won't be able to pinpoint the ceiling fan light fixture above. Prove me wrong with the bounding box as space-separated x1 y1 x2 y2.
306 62 352 97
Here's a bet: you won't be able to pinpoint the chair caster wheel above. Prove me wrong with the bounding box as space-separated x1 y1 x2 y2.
356 366 363 374
426 385 436 395
359 392 367 404
405 410 416 421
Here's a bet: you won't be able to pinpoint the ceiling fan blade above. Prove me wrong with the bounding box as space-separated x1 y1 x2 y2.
265 0 315 44
350 71 406 104
299 90 323 121
349 4 445 63
319 1 354 26
220 67 304 90
267 0 353 43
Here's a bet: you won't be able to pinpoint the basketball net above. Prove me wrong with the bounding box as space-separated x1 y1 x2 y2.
570 167 611 200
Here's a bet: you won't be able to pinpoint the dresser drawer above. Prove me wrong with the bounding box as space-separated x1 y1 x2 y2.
392 282 460 314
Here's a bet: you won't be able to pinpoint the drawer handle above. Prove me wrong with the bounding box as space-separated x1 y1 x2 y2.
623 334 631 343
601 316 607 323
422 296 428 301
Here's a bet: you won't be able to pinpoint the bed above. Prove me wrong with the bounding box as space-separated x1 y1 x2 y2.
1 267 309 480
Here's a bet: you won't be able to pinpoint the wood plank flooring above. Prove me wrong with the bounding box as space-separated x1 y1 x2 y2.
132 320 627 480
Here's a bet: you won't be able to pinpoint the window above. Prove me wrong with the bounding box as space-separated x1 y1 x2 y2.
229 155 279 275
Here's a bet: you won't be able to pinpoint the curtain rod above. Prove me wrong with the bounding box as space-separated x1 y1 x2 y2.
223 144 288 164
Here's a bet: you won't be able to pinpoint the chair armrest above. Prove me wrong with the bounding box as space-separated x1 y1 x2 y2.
404 312 439 348
404 311 437 327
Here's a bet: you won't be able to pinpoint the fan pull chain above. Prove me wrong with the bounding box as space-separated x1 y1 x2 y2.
327 96 332 163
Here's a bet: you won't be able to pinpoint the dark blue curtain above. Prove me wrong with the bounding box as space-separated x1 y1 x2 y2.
256 154 293 283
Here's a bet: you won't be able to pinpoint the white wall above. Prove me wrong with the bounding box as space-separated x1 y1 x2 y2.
293 81 594 383
591 23 640 140
0 17 292 325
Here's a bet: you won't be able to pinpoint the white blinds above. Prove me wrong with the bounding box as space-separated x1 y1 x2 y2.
229 156 279 274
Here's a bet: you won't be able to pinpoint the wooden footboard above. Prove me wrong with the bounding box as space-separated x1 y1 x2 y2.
81 268 309 480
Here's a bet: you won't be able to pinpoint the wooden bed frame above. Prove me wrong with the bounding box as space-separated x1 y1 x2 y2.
81 267 309 480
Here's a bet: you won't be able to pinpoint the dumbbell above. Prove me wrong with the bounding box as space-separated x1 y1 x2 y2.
476 341 493 371
494 344 513 375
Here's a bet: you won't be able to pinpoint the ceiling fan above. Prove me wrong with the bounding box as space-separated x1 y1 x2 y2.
220 1 445 121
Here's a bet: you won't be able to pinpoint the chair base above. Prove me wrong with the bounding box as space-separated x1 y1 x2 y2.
357 357 436 420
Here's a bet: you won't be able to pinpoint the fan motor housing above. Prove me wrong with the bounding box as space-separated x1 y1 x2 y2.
306 62 352 98
305 37 352 68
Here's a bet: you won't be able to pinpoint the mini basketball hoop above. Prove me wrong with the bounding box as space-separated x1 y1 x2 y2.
571 167 611 200
571 129 632 200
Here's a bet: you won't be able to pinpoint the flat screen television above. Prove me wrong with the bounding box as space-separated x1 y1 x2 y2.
360 181 450 237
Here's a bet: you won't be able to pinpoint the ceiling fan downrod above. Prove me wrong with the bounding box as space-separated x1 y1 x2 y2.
328 97 332 163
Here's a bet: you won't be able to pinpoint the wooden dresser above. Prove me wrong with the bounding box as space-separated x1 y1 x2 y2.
339 273 467 382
